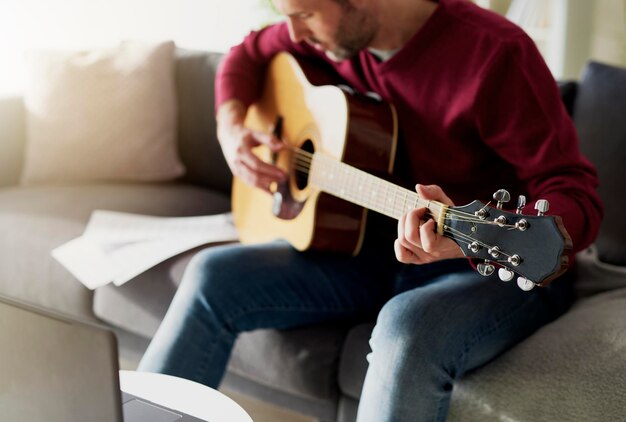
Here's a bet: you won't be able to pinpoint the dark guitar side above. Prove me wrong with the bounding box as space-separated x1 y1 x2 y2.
309 88 398 255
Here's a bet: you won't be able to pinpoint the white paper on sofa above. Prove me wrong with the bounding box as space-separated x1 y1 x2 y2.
51 211 239 289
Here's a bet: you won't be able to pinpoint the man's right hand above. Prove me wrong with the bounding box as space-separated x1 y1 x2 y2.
217 100 286 193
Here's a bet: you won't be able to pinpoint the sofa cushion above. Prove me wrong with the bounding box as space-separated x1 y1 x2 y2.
447 287 626 421
574 61 626 266
0 183 229 320
93 247 200 338
337 323 374 400
574 246 626 297
22 41 184 184
228 324 353 402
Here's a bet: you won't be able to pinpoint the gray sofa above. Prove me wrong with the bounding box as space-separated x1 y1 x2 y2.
1 50 625 421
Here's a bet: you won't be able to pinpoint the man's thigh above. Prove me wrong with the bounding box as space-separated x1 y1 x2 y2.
179 240 397 331
373 267 573 374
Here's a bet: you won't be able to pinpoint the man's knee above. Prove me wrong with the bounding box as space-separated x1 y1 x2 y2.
370 288 467 363
177 244 250 306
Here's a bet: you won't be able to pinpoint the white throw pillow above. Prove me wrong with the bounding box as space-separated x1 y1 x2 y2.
21 41 185 184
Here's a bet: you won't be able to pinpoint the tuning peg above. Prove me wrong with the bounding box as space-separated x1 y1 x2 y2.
516 195 526 214
493 189 511 210
517 277 536 291
535 199 549 216
477 260 495 277
498 268 515 282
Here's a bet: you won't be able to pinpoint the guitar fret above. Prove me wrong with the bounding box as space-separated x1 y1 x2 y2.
403 191 408 216
310 153 427 221
383 180 391 214
390 184 395 217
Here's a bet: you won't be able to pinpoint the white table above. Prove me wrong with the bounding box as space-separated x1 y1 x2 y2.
119 370 253 422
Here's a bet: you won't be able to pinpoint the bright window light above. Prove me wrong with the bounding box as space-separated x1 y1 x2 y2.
0 0 280 94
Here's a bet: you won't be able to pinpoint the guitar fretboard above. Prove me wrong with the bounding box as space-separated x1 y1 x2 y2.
309 153 445 221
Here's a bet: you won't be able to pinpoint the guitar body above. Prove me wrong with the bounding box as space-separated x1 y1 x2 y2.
232 53 398 255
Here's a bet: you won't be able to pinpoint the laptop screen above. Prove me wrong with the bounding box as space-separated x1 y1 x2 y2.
0 296 123 422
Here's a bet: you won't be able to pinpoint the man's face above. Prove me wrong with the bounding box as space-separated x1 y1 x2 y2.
272 0 378 61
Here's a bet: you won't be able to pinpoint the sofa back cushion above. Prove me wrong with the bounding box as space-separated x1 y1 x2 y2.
175 50 232 195
574 61 626 266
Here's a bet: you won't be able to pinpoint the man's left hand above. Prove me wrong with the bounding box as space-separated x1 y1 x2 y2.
395 184 465 264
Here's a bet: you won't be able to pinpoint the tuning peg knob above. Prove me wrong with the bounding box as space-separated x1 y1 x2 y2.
477 260 495 277
493 189 511 210
535 199 549 216
516 195 526 214
517 277 536 291
498 268 515 282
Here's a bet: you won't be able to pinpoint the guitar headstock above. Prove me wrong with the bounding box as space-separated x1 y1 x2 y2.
444 190 572 291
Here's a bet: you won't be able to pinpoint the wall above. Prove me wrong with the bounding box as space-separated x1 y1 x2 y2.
476 0 625 78
590 0 626 68
551 0 626 79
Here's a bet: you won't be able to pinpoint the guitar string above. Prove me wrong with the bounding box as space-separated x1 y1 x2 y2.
296 165 518 228
289 158 500 225
445 226 515 261
290 161 450 220
280 150 518 262
287 147 488 221
273 147 523 269
290 159 498 224
288 163 520 257
287 149 516 227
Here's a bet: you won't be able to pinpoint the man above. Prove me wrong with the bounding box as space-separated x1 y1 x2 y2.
139 0 602 420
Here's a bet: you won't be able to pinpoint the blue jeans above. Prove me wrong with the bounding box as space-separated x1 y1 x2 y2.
138 240 572 421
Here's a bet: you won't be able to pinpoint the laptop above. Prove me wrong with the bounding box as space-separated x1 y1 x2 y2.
0 294 204 421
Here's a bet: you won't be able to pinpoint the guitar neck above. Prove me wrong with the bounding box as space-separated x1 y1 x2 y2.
309 153 446 223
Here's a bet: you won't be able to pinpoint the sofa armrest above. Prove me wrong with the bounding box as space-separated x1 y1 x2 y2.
0 95 25 186
574 245 626 298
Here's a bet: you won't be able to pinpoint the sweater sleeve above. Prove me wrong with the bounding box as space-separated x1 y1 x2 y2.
215 23 320 111
473 35 603 254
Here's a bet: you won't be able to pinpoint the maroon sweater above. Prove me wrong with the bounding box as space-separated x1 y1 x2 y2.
216 0 602 253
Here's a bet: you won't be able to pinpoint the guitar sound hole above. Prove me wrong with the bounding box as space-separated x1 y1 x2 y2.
295 139 314 190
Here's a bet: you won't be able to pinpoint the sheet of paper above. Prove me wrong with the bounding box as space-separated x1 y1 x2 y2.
52 236 118 290
52 211 239 290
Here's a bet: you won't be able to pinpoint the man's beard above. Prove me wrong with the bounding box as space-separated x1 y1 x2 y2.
325 5 377 61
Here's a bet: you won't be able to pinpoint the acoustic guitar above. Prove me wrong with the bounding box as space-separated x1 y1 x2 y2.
232 52 572 290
